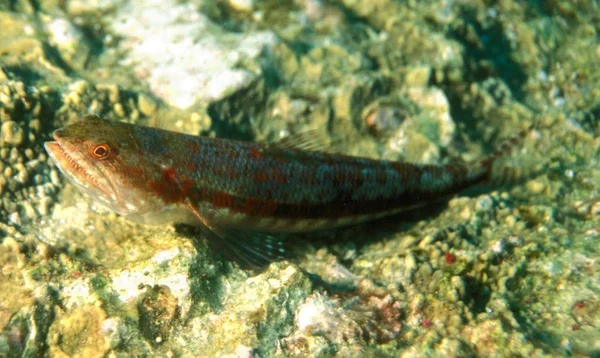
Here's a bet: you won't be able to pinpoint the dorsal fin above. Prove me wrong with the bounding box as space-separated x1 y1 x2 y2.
268 130 331 152
82 113 100 121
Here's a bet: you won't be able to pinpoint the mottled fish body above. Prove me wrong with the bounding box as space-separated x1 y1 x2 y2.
44 115 521 267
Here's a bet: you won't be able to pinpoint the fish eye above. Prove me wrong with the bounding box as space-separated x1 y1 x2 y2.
90 144 111 160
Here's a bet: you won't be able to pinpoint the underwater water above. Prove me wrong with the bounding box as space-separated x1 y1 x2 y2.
0 0 599 356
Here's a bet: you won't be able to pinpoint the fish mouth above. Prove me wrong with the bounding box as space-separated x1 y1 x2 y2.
44 130 67 160
45 131 86 180
44 132 119 207
45 134 84 178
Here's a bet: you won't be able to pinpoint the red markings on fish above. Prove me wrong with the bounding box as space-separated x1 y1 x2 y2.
190 141 200 154
46 117 536 244
242 197 278 217
250 147 263 159
187 161 198 172
211 191 232 208
180 179 195 198
253 170 269 183
164 167 177 181
149 167 195 203
120 164 145 179
45 117 538 268
271 166 288 184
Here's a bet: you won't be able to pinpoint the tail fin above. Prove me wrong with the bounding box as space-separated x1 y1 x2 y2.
477 121 544 187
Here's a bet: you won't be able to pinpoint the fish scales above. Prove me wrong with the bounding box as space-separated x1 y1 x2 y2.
45 117 493 232
148 131 460 211
45 115 529 267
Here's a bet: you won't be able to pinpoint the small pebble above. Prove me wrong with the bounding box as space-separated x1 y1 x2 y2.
15 163 28 183
106 84 120 103
38 197 53 216
22 202 36 219
475 195 494 212
0 107 11 122
130 109 140 121
29 119 41 133
114 103 125 117
8 212 21 225
33 174 43 185
1 121 25 146
68 92 81 106
71 79 89 94
138 93 158 116
24 148 34 159
3 166 13 178
229 0 254 12
50 169 61 186
10 147 20 162
89 99 101 113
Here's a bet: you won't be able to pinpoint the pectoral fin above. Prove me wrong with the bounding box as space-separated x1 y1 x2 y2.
185 201 292 269
207 229 291 269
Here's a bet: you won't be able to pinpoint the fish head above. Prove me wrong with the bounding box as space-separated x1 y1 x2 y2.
44 116 162 217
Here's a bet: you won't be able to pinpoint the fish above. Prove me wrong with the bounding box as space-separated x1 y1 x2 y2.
44 114 532 268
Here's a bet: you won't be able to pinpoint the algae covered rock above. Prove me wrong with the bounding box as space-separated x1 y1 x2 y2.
1 0 600 356
47 305 116 358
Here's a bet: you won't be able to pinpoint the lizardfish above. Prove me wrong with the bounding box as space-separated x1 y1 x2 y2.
44 114 527 267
